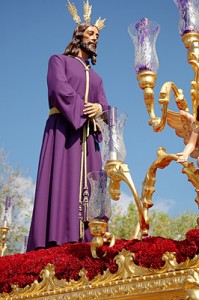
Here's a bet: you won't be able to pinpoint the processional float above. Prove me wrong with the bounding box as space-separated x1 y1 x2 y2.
1 1 199 300
0 0 199 261
88 0 199 257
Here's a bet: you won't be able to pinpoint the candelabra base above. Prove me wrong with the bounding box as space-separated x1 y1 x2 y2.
182 32 199 49
89 219 115 258
0 226 9 257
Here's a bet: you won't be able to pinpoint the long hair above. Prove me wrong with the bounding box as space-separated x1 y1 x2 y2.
64 24 97 65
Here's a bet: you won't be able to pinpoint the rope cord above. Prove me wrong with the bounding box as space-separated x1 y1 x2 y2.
75 57 90 239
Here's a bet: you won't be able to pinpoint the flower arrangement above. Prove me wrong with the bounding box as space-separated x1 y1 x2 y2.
0 229 198 294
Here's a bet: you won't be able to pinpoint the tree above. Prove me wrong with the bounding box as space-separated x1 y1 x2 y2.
0 148 35 255
109 202 198 240
109 202 138 240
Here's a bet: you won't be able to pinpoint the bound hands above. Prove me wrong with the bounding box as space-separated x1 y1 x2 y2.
83 102 102 134
83 102 102 118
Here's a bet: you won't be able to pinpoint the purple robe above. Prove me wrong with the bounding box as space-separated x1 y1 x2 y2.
27 55 109 251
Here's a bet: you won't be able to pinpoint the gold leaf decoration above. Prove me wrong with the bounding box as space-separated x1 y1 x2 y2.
95 17 106 30
83 0 92 24
67 0 81 25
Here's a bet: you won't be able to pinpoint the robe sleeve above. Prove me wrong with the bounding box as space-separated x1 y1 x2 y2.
47 55 87 130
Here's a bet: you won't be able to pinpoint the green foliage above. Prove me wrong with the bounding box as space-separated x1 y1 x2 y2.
109 202 138 240
149 209 198 239
149 210 175 238
109 202 198 241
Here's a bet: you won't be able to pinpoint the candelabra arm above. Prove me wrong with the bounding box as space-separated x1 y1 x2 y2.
105 161 149 237
104 148 199 240
186 37 199 118
90 236 104 259
137 71 188 132
141 147 199 213
137 71 157 125
103 231 115 247
190 79 199 120
141 147 177 207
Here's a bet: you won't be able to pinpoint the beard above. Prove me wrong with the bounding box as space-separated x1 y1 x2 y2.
80 41 97 57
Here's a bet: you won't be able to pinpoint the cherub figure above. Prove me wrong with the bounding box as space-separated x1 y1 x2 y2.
176 106 199 166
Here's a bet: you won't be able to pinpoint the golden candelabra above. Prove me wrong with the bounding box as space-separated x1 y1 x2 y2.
91 14 199 247
87 4 199 257
136 32 199 133
133 30 199 214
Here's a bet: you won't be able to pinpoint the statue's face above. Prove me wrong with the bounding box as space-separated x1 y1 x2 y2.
81 26 99 53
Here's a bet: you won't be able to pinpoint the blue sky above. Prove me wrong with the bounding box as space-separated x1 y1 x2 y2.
1 0 198 217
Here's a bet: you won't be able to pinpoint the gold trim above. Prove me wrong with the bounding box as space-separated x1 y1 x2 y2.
49 107 61 116
182 32 199 49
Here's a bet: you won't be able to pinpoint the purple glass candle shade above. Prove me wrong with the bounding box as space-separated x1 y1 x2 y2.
173 0 199 36
87 170 111 223
128 18 160 74
96 108 127 164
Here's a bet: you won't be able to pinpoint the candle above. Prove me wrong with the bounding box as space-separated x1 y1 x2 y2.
5 196 11 210
3 215 8 227
109 107 118 161
24 235 29 252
